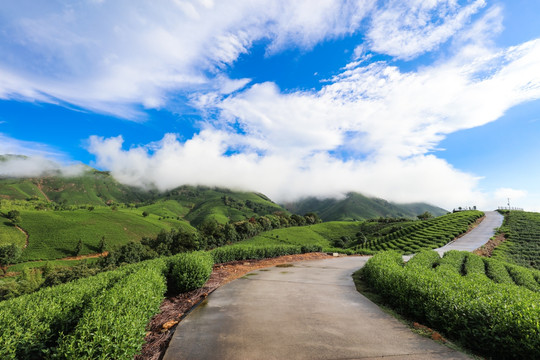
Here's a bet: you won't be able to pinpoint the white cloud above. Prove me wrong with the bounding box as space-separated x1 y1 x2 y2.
87 25 540 209
367 0 486 59
0 156 86 178
0 0 374 119
0 134 64 159
0 134 86 178
87 132 485 209
5 1 540 210
210 38 540 160
494 188 527 202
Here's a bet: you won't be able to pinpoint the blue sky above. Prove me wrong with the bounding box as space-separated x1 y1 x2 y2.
1 0 540 211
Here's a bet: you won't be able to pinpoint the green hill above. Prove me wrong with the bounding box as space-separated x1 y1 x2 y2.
0 170 153 205
284 192 447 221
14 208 196 261
0 168 288 262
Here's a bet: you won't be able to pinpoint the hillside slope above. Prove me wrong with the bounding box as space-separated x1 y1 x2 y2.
0 169 287 226
284 192 447 221
0 170 153 205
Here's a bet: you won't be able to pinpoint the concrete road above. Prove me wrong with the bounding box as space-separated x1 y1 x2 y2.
164 211 503 359
434 210 503 255
164 257 470 360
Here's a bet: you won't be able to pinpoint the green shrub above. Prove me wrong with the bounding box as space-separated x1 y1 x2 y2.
463 253 486 277
362 251 540 359
300 244 323 253
210 244 302 264
0 266 132 359
168 252 214 294
55 259 168 359
483 257 514 284
407 250 440 268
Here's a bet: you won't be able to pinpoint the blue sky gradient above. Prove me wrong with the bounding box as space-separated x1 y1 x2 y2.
1 0 540 210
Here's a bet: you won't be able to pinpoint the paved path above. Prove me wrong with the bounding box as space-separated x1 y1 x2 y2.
164 211 502 360
434 210 503 255
164 257 470 359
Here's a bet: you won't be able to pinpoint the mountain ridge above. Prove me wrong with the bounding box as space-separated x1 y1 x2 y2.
283 192 447 221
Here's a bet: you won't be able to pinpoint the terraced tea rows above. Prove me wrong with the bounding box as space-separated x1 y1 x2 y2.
356 210 483 253
493 210 540 270
362 250 540 359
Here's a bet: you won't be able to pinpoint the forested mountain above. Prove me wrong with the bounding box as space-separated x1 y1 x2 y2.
284 192 447 221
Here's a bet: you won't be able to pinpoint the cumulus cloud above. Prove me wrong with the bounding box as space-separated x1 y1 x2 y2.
87 16 540 209
87 133 485 209
0 0 374 118
212 38 540 160
5 1 540 209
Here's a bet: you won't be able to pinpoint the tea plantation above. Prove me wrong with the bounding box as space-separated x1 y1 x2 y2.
492 210 540 270
0 246 304 359
15 208 195 261
355 210 484 253
235 211 483 255
361 250 540 359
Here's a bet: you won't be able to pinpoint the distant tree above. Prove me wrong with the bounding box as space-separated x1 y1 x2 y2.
88 206 95 211
6 210 21 225
304 212 322 225
98 236 107 253
417 211 433 220
356 231 367 244
75 239 83 256
0 244 21 274
142 211 149 217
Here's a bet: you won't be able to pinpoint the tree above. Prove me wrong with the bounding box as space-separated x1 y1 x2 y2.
75 239 83 256
0 244 21 274
6 210 21 225
417 211 433 220
98 236 107 253
304 212 322 225
142 211 149 217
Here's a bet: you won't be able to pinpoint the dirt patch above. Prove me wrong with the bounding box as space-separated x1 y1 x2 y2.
36 180 52 202
58 251 108 261
412 322 447 343
15 225 29 249
474 233 506 257
135 252 332 360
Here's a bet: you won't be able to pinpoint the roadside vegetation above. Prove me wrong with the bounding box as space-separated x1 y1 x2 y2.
360 250 540 359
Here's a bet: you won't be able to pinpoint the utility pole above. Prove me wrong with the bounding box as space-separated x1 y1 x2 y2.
507 198 510 209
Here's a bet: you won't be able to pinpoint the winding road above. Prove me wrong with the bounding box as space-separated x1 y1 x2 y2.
164 211 503 360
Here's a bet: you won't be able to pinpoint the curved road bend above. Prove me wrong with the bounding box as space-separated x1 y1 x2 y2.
163 211 503 360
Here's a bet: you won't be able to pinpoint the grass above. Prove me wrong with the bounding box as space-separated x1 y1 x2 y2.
246 227 329 247
0 221 26 247
8 258 99 272
137 200 191 218
17 208 196 261
241 221 363 250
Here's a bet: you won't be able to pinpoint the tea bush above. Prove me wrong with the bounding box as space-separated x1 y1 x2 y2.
169 252 214 294
362 251 540 359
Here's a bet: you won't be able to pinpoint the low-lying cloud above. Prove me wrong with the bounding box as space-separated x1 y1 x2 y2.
88 132 485 209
